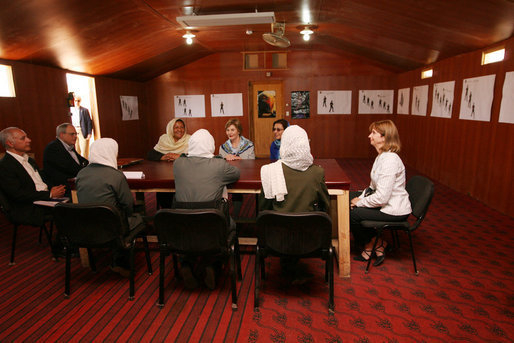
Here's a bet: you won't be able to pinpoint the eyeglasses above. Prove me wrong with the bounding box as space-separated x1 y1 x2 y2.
272 128 283 131
66 132 78 136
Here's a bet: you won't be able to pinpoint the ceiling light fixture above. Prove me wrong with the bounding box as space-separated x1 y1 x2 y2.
182 31 196 45
300 27 314 41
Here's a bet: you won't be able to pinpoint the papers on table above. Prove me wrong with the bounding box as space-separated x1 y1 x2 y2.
34 197 70 207
123 171 145 179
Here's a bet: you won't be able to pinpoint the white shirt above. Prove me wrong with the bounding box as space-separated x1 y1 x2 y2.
70 106 81 127
357 151 411 216
58 138 80 164
6 151 49 192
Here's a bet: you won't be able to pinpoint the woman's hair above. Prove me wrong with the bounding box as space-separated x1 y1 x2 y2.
174 119 185 127
369 120 401 152
272 119 289 130
225 118 242 135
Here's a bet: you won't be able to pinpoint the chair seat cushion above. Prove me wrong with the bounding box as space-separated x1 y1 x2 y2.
360 220 410 229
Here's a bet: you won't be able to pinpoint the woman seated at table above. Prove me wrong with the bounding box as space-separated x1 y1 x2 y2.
350 120 411 266
174 129 240 290
270 119 289 160
259 125 330 283
76 138 143 277
219 118 255 160
147 118 190 162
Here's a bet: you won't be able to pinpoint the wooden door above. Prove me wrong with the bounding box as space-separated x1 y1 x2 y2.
249 81 284 158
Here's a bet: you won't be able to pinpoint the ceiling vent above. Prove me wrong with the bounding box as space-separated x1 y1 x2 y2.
176 12 275 28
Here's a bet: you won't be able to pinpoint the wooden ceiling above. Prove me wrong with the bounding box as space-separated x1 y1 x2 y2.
1 0 513 81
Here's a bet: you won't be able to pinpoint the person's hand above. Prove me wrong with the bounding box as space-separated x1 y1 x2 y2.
225 154 241 161
350 197 360 209
86 134 91 139
161 153 179 162
50 185 66 198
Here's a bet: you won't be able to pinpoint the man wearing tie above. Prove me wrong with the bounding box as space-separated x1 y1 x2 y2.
43 123 89 197
70 96 93 159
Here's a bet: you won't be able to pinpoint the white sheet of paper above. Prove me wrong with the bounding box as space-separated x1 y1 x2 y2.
123 171 145 179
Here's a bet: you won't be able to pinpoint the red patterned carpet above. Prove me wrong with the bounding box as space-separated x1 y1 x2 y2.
0 159 512 342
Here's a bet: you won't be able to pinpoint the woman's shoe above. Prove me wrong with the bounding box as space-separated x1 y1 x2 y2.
373 241 388 266
353 249 373 262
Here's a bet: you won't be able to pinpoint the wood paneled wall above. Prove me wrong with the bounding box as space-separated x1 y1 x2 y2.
396 37 514 216
0 60 148 165
144 51 396 158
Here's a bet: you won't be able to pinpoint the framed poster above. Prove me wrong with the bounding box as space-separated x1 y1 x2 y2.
291 91 310 119
411 85 429 116
397 88 410 115
459 74 495 122
499 71 514 124
174 95 206 118
211 93 243 117
257 90 276 118
431 81 455 118
120 96 139 121
358 90 394 114
317 90 351 114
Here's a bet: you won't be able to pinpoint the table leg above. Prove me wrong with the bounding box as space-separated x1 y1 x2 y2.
337 191 350 278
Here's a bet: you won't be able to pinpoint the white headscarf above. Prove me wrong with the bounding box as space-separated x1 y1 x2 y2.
89 138 118 169
187 129 215 158
260 125 313 201
153 118 191 154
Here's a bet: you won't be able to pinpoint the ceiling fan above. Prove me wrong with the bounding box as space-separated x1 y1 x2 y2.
262 22 290 48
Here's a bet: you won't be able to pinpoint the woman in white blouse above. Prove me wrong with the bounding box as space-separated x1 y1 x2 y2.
350 120 411 266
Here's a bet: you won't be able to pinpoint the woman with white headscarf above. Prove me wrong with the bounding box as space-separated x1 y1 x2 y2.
147 118 190 162
76 138 141 277
259 125 329 213
173 129 240 290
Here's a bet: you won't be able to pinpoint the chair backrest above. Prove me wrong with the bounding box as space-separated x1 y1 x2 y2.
256 211 333 256
154 208 229 254
406 175 434 220
54 203 127 246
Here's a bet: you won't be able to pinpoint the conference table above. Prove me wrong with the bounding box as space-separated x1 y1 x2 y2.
74 158 352 278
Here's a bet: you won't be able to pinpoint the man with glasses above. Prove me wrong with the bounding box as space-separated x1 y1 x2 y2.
43 123 88 197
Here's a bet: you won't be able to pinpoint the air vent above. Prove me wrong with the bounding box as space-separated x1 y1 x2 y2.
176 12 275 28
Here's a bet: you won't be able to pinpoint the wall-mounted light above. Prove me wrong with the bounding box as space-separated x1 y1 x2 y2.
182 31 196 45
300 27 314 41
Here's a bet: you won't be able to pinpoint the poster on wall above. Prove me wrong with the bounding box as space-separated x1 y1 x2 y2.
431 81 455 118
499 71 514 124
257 90 276 118
120 96 139 121
211 93 243 117
459 74 495 122
397 88 410 115
411 85 429 116
174 95 206 118
291 91 310 119
317 90 351 114
358 90 394 114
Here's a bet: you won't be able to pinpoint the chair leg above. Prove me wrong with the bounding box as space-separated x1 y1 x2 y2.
64 246 71 298
234 240 242 280
172 253 179 279
158 249 166 307
41 223 53 246
87 248 96 272
142 235 153 275
407 232 419 275
328 246 335 313
9 224 18 265
129 245 135 300
254 246 260 310
230 245 238 310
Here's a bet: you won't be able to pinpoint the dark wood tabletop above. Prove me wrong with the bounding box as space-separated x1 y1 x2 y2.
118 158 350 190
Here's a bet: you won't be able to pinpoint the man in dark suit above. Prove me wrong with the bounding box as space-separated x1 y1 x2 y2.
44 123 88 196
70 95 93 159
0 127 66 226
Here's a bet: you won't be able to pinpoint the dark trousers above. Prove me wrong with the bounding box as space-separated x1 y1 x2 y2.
350 191 409 247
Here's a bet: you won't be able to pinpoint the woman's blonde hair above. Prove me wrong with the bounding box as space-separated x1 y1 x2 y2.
369 120 401 152
225 118 242 135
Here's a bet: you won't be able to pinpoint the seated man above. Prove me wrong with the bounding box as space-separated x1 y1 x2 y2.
259 125 330 283
173 129 240 290
0 127 66 228
44 123 88 197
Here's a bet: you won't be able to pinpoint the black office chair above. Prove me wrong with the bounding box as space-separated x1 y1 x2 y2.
255 211 335 313
0 188 53 265
54 203 153 299
154 208 241 309
362 175 434 274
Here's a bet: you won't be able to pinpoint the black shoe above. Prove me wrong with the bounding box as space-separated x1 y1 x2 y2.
204 265 216 290
180 265 199 290
353 249 373 262
110 265 131 278
373 241 388 266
